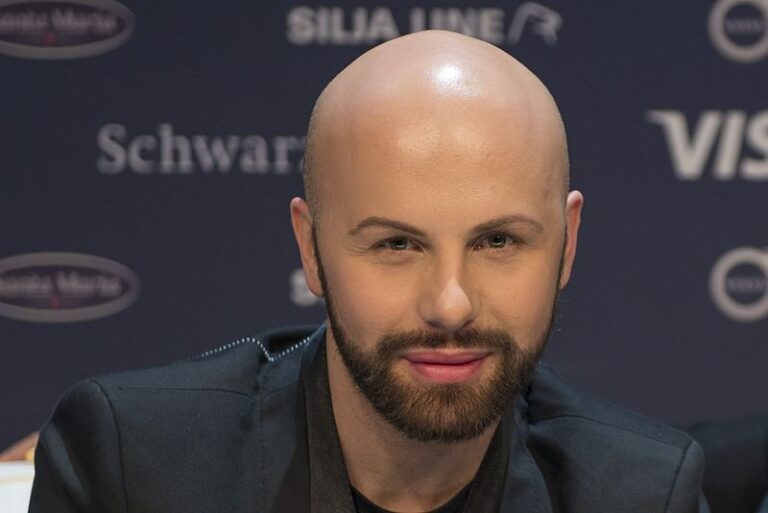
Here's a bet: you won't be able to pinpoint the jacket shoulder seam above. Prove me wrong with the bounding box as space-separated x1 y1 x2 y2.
191 333 313 362
532 413 690 448
115 386 254 399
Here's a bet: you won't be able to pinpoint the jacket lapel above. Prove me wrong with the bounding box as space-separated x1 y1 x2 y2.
260 327 323 513
497 408 554 513
303 336 358 513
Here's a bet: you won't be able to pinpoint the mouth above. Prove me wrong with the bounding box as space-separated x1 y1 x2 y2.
402 350 491 384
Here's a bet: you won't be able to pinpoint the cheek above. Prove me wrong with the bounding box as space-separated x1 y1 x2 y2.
324 257 418 348
478 260 559 346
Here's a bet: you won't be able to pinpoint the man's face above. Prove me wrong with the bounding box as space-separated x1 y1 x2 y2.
294 89 581 443
316 230 559 441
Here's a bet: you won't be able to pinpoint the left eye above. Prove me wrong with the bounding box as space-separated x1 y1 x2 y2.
379 237 414 251
475 233 516 250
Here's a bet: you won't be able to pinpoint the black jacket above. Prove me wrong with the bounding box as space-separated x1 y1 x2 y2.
29 325 705 512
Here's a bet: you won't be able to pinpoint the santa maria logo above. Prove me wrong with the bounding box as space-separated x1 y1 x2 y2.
0 0 134 59
0 252 140 322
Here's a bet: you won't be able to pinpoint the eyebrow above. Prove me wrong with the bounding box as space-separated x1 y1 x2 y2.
471 215 544 235
348 214 544 237
349 217 426 237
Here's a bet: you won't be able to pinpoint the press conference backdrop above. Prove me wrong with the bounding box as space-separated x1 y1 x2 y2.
0 0 766 448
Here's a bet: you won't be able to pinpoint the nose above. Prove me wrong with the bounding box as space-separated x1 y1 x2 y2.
419 260 477 333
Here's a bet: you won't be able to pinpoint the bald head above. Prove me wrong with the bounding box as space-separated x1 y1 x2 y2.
303 30 569 219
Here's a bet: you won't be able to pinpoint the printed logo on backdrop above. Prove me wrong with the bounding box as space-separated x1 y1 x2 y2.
646 110 768 181
710 247 768 322
0 0 134 59
286 3 562 47
96 123 306 175
0 252 140 322
708 0 768 63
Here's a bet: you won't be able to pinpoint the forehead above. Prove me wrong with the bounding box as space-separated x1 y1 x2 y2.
315 93 565 230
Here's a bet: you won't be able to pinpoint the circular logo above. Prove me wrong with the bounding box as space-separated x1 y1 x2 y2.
709 247 768 322
708 0 768 63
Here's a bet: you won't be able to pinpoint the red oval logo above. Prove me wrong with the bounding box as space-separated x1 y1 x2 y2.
0 252 140 322
0 0 134 59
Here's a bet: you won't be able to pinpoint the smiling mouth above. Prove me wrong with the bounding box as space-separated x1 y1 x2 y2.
402 351 491 384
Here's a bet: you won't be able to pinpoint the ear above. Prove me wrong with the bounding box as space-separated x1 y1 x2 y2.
559 190 584 289
290 197 324 297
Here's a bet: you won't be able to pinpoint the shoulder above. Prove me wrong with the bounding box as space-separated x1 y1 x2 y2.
523 364 704 512
525 364 692 447
43 324 322 443
30 325 322 513
90 324 320 399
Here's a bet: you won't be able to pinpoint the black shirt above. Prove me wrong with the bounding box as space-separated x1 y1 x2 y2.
351 480 474 513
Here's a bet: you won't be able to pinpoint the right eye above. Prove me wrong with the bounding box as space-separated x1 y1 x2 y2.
376 237 416 251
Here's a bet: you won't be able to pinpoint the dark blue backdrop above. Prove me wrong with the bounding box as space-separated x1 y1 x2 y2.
1 0 766 448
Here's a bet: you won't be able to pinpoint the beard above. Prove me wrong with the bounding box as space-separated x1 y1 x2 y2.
314 234 561 443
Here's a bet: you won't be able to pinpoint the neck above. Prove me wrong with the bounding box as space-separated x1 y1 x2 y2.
325 331 497 513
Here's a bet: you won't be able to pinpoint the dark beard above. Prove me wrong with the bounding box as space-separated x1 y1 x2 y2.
313 232 559 443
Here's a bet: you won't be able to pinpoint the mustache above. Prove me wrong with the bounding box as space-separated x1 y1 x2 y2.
376 328 515 355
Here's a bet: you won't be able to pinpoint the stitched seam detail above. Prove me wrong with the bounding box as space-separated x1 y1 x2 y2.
192 335 312 362
90 378 130 513
662 438 694 513
255 337 312 362
193 337 254 360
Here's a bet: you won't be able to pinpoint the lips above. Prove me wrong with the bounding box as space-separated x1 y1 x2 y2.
402 351 490 384
403 351 490 365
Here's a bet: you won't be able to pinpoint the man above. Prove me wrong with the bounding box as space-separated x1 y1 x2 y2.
29 31 705 512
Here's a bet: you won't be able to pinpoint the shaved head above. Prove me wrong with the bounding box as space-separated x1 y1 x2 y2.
303 30 569 219
291 30 583 449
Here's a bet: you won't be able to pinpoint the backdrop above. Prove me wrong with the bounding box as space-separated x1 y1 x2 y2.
1 0 766 448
